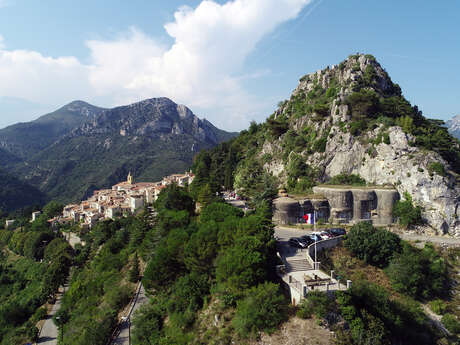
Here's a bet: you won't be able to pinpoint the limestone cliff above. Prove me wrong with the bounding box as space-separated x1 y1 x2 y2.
248 54 460 235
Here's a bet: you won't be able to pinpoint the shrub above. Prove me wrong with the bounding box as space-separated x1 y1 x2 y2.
232 282 288 338
429 299 448 315
392 192 423 228
344 222 401 268
327 173 366 186
297 291 334 319
428 162 446 177
441 314 460 334
386 243 448 299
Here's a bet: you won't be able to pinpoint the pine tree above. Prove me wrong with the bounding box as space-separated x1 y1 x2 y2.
129 253 140 283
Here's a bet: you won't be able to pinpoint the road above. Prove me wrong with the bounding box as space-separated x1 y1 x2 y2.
399 233 460 247
112 284 149 345
37 285 68 345
275 225 460 247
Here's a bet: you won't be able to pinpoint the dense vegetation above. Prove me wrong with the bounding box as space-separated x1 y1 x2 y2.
0 202 71 345
0 99 237 207
313 222 453 344
392 191 424 228
0 168 46 212
132 184 288 343
344 222 448 300
56 213 150 345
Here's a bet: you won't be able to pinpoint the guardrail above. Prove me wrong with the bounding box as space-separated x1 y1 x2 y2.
306 235 344 270
105 280 143 345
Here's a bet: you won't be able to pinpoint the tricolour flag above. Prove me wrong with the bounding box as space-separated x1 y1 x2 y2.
303 213 315 225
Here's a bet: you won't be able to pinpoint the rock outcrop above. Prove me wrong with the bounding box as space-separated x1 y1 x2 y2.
447 114 460 140
257 54 460 235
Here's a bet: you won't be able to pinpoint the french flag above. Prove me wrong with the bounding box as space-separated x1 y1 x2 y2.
303 213 315 225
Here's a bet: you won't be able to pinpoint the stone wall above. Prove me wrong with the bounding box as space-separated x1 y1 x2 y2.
272 186 399 226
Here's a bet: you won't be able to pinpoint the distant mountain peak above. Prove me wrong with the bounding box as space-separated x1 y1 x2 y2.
447 114 460 139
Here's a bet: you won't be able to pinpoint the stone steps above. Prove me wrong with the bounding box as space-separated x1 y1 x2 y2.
285 259 312 272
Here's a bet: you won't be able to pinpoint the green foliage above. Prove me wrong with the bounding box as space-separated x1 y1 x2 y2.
336 280 434 344
129 253 140 283
327 173 366 186
232 282 288 338
286 154 318 192
216 236 267 293
393 191 423 228
0 244 68 344
0 168 46 213
297 291 334 319
428 162 446 177
344 222 401 268
155 183 195 215
386 243 448 299
132 302 165 345
137 185 279 342
266 117 289 137
441 314 460 334
429 299 448 315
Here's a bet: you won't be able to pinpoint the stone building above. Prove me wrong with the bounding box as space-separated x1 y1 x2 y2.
272 185 399 226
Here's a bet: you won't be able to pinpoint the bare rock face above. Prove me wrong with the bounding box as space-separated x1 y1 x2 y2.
447 114 460 140
321 127 460 235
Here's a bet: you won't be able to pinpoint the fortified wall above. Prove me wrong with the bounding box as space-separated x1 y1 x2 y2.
273 186 399 226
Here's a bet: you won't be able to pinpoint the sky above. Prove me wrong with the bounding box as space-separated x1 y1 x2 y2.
0 0 459 131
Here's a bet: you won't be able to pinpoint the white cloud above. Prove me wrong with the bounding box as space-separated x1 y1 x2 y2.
0 47 91 105
0 0 312 130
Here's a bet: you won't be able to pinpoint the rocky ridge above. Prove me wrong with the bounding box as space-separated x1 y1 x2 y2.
258 54 460 235
2 97 236 204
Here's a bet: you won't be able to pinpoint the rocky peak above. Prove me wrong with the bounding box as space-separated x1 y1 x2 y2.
447 114 460 139
260 54 460 236
69 97 222 145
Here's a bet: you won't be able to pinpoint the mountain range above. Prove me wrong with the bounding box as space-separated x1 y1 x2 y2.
0 98 237 210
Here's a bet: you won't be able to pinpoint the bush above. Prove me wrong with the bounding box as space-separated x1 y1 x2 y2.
232 283 288 338
392 192 423 228
296 291 334 319
344 222 401 268
429 299 447 315
327 173 366 186
428 162 446 177
441 314 460 334
386 243 448 299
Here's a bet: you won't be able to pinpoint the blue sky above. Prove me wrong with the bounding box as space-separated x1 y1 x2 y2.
0 0 458 131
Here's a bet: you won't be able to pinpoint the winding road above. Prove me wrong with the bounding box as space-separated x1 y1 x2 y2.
36 285 68 345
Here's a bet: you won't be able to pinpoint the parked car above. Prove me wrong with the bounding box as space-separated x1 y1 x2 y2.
288 237 308 248
329 228 346 236
309 234 322 242
320 231 334 240
300 235 314 246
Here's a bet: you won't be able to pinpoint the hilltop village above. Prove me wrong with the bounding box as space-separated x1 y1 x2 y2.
54 171 194 229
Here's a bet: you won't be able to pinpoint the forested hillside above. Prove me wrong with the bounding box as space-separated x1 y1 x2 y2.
0 203 71 344
0 98 237 206
0 168 46 212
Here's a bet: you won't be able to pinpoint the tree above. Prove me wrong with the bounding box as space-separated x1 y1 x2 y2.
232 282 288 338
129 253 140 283
393 192 423 228
344 222 401 268
216 236 267 293
386 243 448 299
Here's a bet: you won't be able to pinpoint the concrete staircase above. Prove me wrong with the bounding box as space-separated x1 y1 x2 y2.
285 259 312 272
